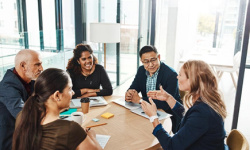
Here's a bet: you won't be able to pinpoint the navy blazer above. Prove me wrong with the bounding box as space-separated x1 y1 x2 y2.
153 101 226 150
0 68 34 150
128 62 181 133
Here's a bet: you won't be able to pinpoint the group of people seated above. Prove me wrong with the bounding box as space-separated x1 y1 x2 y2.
0 44 227 150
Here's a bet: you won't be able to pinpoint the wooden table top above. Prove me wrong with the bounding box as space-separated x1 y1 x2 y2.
79 96 172 150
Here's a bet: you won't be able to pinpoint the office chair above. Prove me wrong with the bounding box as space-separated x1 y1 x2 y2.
226 129 249 150
216 51 241 88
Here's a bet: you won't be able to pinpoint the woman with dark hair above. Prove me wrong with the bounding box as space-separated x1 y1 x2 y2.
67 44 113 98
12 68 102 150
142 60 227 150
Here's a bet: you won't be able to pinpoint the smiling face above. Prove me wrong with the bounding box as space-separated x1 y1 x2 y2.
177 67 191 92
78 51 94 72
141 51 161 76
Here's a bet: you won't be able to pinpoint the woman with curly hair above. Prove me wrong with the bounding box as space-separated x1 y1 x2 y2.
66 44 112 98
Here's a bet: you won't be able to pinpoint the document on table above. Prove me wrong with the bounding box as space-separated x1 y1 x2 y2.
112 97 141 110
70 96 108 108
96 134 111 149
131 107 172 121
112 98 172 120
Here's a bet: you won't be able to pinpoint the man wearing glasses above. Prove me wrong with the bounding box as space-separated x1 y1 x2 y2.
125 45 181 133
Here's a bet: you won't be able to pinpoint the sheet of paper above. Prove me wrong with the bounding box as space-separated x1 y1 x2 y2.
96 134 111 149
131 107 172 121
112 98 141 110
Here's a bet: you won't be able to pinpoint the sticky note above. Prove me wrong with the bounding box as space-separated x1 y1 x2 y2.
101 112 114 119
92 118 99 122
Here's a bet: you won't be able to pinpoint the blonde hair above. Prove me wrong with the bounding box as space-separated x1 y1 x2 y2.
182 60 227 120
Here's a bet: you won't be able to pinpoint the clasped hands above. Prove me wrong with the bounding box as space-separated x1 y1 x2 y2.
125 89 141 103
80 88 100 98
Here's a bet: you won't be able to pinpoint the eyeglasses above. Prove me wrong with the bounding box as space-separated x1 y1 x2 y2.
142 57 158 65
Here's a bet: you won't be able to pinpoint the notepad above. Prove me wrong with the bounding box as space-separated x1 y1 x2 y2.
101 112 114 119
59 108 77 116
70 96 108 108
96 134 111 149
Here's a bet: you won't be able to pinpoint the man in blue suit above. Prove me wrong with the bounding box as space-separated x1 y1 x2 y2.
125 45 181 133
0 49 43 150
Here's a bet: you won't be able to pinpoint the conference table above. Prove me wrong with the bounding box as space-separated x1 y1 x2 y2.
79 96 172 150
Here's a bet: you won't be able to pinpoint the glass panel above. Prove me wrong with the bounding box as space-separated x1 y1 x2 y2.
139 0 150 48
120 0 139 84
0 0 22 80
238 63 250 141
0 0 20 46
26 0 39 49
62 0 75 49
42 0 56 50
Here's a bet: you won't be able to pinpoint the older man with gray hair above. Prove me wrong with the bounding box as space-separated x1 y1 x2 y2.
0 49 43 150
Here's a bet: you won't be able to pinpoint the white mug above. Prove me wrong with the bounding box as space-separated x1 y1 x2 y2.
71 112 85 125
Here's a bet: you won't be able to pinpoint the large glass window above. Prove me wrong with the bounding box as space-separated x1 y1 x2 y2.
154 0 249 140
119 0 139 84
42 0 56 49
62 0 75 49
26 0 39 49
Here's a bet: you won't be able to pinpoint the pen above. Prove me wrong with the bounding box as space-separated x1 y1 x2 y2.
60 116 69 119
86 123 107 128
90 98 98 101
141 111 160 116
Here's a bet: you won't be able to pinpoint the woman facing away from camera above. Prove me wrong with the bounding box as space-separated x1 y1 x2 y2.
66 44 113 98
141 60 228 150
12 68 102 150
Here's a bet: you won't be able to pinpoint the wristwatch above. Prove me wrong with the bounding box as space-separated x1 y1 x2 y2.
149 115 159 122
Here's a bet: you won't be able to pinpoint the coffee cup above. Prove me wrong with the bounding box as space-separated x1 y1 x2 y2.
71 112 85 125
81 98 90 114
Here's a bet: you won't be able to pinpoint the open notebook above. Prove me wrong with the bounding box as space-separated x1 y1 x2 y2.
70 96 108 108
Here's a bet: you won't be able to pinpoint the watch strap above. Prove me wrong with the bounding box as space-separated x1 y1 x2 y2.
149 115 158 122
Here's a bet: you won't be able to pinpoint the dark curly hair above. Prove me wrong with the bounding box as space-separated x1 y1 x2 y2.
66 44 98 74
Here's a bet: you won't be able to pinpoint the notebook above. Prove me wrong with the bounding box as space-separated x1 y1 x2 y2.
70 96 108 108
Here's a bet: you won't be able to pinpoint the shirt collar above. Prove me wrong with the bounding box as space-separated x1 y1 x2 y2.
13 68 30 85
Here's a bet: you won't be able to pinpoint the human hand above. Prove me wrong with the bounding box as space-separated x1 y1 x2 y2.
86 128 96 139
141 97 157 117
86 89 100 93
125 89 136 102
147 86 172 102
130 90 141 104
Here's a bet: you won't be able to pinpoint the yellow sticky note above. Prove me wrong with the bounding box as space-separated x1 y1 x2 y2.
101 112 114 119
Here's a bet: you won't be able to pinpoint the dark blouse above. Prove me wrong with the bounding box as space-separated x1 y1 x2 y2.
153 101 226 150
41 120 87 150
67 64 113 98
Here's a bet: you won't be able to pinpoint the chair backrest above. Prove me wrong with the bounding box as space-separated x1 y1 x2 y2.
227 129 249 150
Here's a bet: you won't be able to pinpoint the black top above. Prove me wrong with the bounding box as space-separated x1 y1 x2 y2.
67 64 113 98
